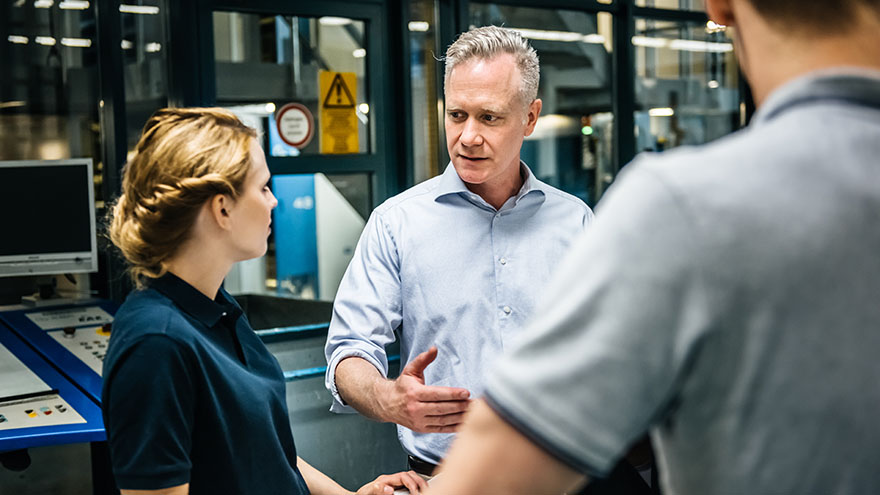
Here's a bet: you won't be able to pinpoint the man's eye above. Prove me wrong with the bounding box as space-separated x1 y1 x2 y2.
483 115 497 122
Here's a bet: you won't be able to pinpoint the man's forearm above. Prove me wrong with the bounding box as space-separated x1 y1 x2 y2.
335 356 392 422
428 400 586 495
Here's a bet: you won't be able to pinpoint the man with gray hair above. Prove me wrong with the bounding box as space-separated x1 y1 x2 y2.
325 25 593 475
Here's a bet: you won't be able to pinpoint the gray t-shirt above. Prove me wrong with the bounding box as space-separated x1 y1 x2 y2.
485 70 880 495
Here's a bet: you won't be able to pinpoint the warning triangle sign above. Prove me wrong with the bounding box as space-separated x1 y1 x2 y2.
323 73 356 108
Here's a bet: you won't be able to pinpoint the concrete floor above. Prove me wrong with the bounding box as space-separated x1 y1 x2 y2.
0 443 92 494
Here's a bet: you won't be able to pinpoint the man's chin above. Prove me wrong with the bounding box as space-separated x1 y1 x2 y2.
452 162 489 184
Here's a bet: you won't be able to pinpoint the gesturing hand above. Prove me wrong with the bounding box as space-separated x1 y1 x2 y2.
380 346 471 433
355 471 427 495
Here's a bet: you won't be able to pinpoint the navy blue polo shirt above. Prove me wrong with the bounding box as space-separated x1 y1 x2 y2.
102 272 310 494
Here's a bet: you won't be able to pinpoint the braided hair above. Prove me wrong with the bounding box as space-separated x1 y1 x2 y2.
108 107 257 288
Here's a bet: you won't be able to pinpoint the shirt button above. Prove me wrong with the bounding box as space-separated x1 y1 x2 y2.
500 257 507 265
503 306 512 314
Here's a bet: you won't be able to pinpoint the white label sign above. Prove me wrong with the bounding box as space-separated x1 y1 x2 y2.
24 306 114 331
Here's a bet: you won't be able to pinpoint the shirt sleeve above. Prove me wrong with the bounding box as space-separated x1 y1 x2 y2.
484 161 719 477
325 210 403 412
104 334 196 490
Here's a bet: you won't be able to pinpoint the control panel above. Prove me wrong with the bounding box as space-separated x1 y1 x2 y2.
47 324 111 375
1 301 117 405
0 394 85 431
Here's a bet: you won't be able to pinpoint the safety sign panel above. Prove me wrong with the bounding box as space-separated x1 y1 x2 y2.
319 71 359 154
276 103 314 148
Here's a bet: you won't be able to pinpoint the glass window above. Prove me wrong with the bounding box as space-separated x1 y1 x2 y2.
224 172 369 302
469 4 615 206
0 0 102 196
121 0 168 151
213 12 370 156
407 0 443 184
633 18 738 152
635 0 705 11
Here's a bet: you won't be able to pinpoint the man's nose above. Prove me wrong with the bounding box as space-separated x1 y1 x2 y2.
460 118 483 146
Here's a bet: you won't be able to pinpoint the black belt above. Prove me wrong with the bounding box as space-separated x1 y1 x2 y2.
407 455 438 477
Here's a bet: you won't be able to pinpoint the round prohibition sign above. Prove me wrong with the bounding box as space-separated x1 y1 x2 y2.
276 103 315 148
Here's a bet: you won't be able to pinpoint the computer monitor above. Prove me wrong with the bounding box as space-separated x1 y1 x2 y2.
0 159 98 278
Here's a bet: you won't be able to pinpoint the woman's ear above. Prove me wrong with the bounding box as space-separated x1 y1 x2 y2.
208 194 234 230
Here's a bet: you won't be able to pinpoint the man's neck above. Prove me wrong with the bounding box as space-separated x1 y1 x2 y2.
738 5 880 107
466 164 525 211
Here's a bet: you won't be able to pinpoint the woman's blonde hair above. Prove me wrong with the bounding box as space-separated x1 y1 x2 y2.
109 107 257 288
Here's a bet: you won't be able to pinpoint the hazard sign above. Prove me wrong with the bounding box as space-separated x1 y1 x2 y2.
319 71 359 154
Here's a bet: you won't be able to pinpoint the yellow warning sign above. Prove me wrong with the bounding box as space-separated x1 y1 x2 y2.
319 71 359 154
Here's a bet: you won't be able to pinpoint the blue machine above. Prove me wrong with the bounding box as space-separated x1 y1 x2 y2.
0 300 117 405
0 322 105 452
273 174 320 296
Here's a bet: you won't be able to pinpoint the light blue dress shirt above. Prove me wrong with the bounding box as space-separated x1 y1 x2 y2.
325 162 592 463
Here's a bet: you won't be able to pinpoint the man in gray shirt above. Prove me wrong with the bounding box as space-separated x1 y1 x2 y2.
427 0 880 493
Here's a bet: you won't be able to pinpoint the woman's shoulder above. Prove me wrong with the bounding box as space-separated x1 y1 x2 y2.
112 288 195 346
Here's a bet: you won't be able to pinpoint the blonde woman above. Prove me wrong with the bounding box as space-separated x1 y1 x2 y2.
103 108 425 495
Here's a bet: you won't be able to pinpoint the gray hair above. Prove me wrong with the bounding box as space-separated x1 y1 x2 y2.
444 25 540 106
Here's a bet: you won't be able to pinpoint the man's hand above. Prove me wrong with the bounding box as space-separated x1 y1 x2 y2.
377 347 471 433
355 471 428 495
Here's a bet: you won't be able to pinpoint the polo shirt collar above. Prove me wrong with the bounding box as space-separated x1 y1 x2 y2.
752 68 880 126
434 161 546 206
149 272 239 328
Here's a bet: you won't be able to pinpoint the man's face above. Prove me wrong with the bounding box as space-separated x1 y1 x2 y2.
445 53 541 189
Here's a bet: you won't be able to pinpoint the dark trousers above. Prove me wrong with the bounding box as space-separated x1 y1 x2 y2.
576 459 655 495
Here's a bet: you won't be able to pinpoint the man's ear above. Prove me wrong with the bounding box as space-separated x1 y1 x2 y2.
208 194 234 230
706 0 735 27
523 98 543 137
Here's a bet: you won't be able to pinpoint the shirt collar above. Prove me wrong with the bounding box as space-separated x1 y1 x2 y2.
434 161 546 207
752 68 880 126
148 272 241 328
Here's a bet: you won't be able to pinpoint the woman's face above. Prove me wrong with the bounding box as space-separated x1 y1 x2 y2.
227 139 278 261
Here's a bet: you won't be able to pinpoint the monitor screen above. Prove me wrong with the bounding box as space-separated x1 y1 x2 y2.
0 159 98 277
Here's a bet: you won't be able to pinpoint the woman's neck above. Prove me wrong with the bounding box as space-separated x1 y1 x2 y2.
163 243 233 300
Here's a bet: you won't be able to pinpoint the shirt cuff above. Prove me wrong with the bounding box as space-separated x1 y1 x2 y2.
326 348 388 413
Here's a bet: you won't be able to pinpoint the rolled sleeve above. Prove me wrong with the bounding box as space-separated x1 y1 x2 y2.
325 211 403 411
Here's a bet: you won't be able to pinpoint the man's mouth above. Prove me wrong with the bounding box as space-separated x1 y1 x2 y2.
459 154 488 162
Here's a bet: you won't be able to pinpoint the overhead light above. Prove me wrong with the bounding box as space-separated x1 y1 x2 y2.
352 48 366 58
408 21 429 32
34 0 53 8
121 39 133 49
61 37 92 47
649 107 675 117
632 36 734 53
319 16 351 26
513 28 605 45
265 102 276 113
631 36 667 48
706 20 726 33
35 36 57 46
59 0 89 9
8 35 28 44
14 0 26 7
145 42 161 52
357 103 369 114
708 80 720 89
669 39 733 53
119 4 159 14
0 101 27 109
